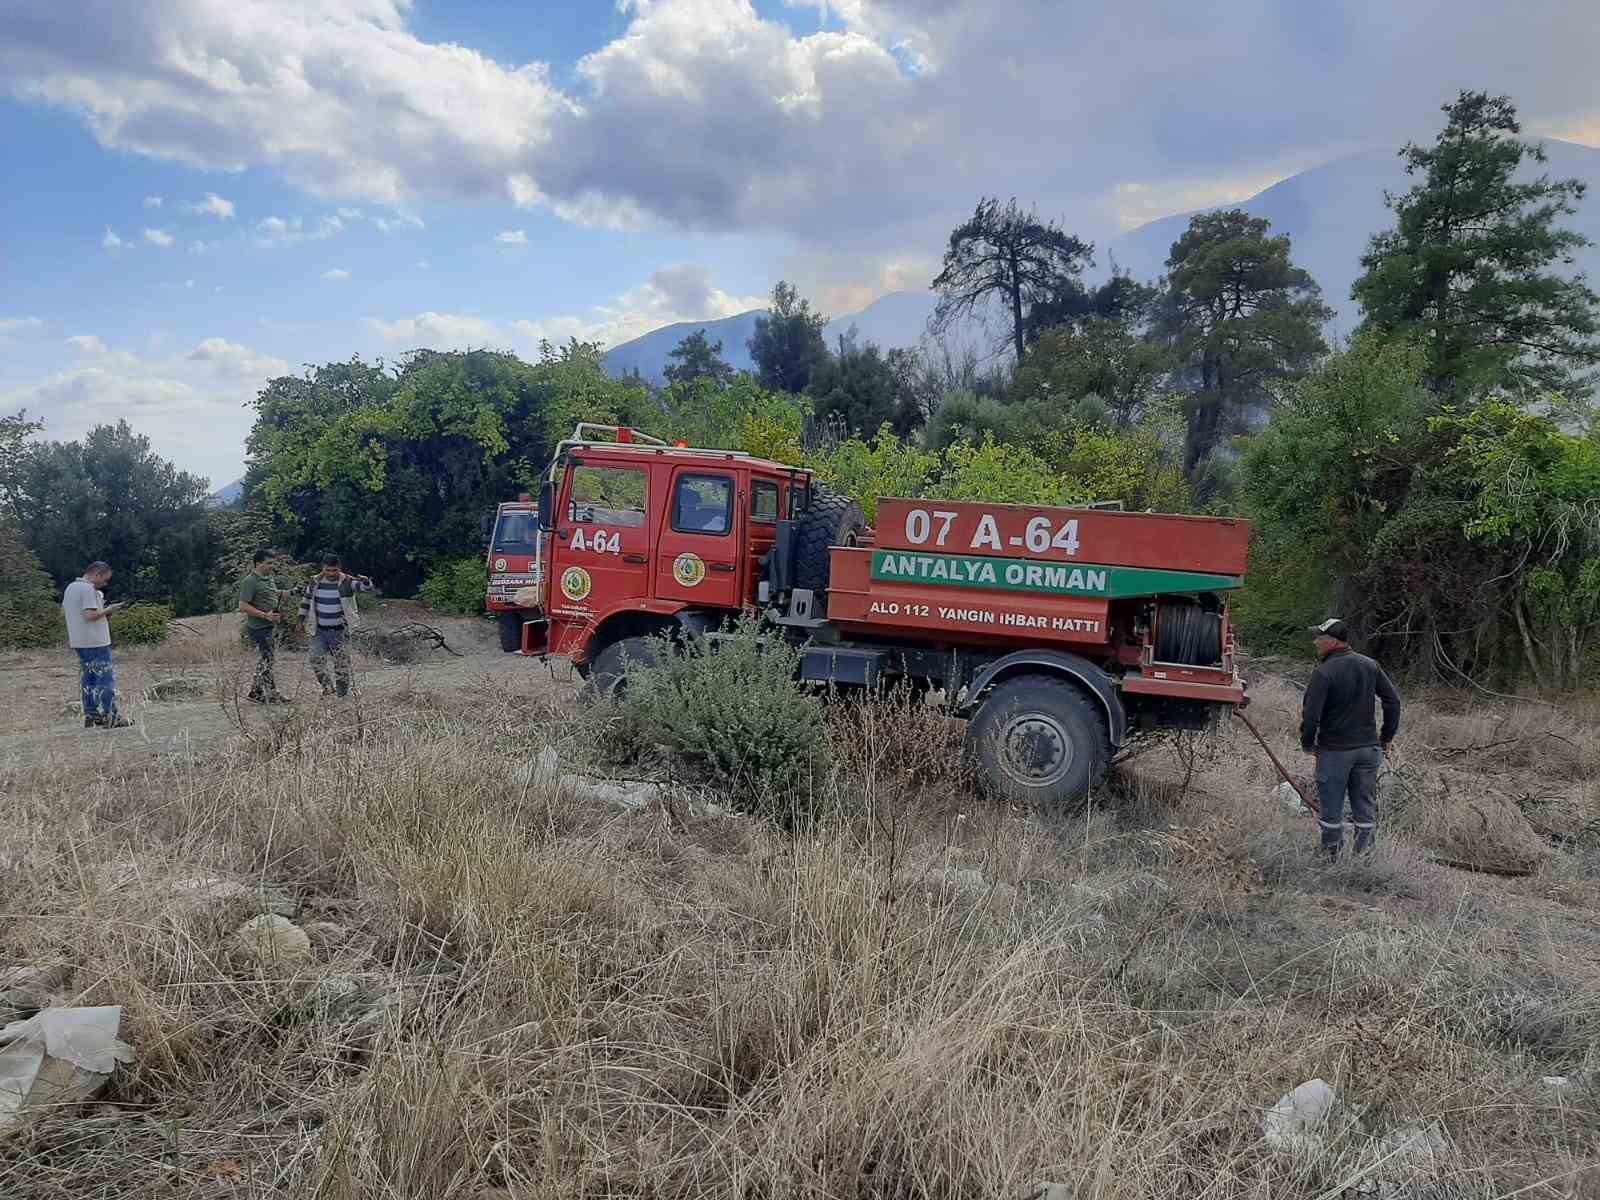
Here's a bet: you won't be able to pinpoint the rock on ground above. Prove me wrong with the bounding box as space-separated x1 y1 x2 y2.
1264 1078 1338 1155
234 915 313 968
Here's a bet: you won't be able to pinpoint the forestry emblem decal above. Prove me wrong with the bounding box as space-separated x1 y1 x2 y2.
672 553 707 588
560 566 592 603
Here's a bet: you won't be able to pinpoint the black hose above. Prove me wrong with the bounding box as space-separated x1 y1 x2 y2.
1155 601 1222 666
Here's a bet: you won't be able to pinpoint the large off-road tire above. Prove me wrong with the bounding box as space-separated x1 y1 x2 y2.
794 488 866 594
583 636 661 703
964 675 1111 814
497 611 524 653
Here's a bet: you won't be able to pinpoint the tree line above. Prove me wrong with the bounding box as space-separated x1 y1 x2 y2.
2 91 1595 684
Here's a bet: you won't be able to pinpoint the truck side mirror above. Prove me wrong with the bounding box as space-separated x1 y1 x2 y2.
537 481 555 531
479 515 492 544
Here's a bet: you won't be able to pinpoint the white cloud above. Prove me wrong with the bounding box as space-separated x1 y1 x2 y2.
416 260 431 270
0 316 45 335
255 213 344 246
366 312 509 350
186 337 290 380
374 263 766 355
188 191 235 220
372 212 424 233
2 0 570 206
1108 161 1327 232
66 334 107 355
2 337 292 487
7 0 1600 304
143 195 162 208
322 268 351 281
495 229 528 245
101 227 126 251
143 227 175 247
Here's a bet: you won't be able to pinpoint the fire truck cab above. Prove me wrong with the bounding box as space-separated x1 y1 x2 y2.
517 424 811 669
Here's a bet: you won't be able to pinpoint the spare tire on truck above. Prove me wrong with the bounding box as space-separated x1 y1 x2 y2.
793 488 866 595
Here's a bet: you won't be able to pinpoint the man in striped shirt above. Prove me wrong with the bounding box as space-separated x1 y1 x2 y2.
299 554 375 698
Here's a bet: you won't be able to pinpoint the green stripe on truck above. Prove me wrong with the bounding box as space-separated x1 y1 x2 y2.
869 551 1240 598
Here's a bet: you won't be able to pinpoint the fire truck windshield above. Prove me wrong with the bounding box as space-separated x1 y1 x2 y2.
492 511 539 554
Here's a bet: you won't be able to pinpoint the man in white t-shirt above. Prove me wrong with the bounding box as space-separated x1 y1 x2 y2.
62 561 133 730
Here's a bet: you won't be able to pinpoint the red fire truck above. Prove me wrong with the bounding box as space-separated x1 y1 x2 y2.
483 493 543 652
512 424 1251 807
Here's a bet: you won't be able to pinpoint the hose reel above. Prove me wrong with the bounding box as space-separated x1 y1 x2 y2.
1154 600 1223 667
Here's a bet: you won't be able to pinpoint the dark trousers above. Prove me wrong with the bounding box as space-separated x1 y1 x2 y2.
247 626 277 698
1316 745 1382 856
75 647 116 719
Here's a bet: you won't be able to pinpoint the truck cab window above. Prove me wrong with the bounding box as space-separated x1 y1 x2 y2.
672 474 733 535
492 512 538 552
752 480 780 523
568 466 647 527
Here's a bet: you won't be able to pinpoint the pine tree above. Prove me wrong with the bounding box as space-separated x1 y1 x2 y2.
1352 90 1600 400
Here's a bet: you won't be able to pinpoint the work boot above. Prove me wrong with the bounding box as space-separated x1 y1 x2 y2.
83 714 105 729
97 714 134 729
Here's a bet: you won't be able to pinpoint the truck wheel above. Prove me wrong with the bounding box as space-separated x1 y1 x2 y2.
794 488 866 594
585 636 660 702
497 612 524 653
965 675 1110 812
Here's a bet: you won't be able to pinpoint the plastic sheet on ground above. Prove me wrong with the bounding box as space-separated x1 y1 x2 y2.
0 1006 135 1136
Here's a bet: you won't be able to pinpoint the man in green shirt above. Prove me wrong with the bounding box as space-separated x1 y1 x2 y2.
238 549 290 704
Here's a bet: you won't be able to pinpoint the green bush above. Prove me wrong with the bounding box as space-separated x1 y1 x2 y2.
0 596 61 649
114 604 174 646
614 616 822 816
0 518 62 650
418 558 489 616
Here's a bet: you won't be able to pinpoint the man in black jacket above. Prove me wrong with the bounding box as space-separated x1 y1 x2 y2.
1301 618 1402 858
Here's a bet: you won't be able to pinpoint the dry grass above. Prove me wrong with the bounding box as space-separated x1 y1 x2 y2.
1 646 1597 1199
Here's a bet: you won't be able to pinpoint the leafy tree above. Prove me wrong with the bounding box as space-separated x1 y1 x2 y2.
664 329 735 388
1011 317 1173 428
1437 400 1600 689
884 347 934 438
661 374 795 452
1037 408 1190 514
14 421 211 608
246 346 650 592
932 197 1093 363
0 410 42 523
1353 90 1600 399
747 281 829 394
806 333 899 438
809 426 937 522
1237 336 1438 655
1021 270 1158 347
929 435 1071 506
741 392 808 465
923 390 1018 454
0 515 60 648
1158 209 1331 488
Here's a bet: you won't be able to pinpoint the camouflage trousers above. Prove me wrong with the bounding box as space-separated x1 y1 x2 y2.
310 628 354 698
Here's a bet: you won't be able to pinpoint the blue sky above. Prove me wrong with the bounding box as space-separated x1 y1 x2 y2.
2 0 1597 487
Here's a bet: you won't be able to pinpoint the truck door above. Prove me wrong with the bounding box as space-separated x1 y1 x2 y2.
655 468 743 611
547 460 653 645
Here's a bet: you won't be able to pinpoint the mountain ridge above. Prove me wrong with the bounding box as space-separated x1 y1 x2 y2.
600 138 1600 382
